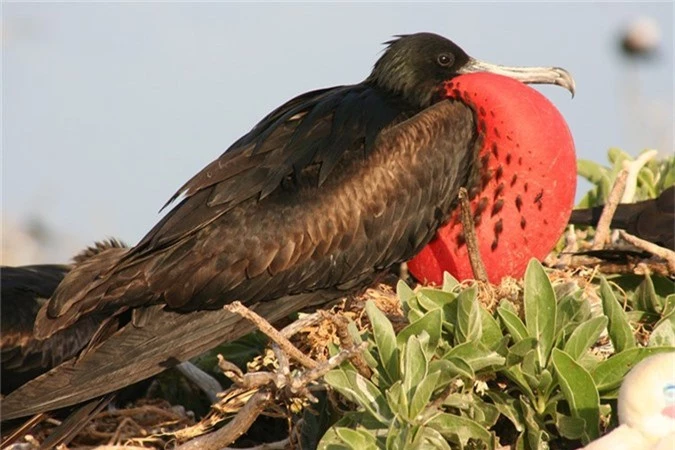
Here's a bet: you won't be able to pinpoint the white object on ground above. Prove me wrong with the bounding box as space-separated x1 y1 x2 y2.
582 352 675 449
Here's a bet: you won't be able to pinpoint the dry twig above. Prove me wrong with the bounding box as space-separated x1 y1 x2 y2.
592 169 628 250
225 301 318 369
176 361 223 404
329 313 372 379
279 312 322 338
458 187 488 282
175 391 272 450
620 231 675 274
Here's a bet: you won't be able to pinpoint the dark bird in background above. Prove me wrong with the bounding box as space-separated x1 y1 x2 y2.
569 185 674 249
1 239 126 395
1 32 575 420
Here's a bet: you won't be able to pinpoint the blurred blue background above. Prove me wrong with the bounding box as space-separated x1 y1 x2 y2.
2 2 673 263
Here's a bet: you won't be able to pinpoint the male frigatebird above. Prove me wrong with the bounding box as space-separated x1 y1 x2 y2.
1 32 575 419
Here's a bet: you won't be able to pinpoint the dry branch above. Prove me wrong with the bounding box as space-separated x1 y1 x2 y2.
620 231 675 274
175 391 272 450
458 187 488 282
225 301 318 369
330 313 372 379
592 169 628 250
176 362 223 404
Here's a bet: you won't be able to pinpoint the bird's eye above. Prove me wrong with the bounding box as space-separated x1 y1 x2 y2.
437 53 454 67
664 383 675 404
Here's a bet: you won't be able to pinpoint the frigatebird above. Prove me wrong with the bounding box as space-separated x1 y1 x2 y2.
1 32 575 419
569 185 674 250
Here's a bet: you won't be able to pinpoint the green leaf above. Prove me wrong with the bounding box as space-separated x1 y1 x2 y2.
429 357 475 385
524 259 556 369
324 369 392 424
480 307 504 350
551 349 600 443
397 309 442 356
397 280 418 312
608 147 632 166
592 347 675 392
445 341 505 372
419 427 453 450
650 315 675 347
333 428 379 450
557 294 592 329
600 278 635 352
403 335 428 399
634 274 661 314
497 305 528 343
386 381 408 418
563 316 608 360
514 432 527 450
486 391 524 432
520 350 540 391
418 288 457 309
577 159 609 185
442 272 460 292
366 301 399 382
555 413 588 440
455 286 482 344
428 412 493 447
409 371 441 420
472 397 501 429
556 293 592 344
554 281 581 302
537 369 554 398
661 294 675 318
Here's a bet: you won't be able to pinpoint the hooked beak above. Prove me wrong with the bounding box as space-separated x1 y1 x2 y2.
458 58 576 98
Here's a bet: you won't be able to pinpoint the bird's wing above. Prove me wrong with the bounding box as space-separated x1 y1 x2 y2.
39 98 477 339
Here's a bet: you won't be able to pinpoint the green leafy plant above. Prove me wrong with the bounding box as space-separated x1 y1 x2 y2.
316 260 675 450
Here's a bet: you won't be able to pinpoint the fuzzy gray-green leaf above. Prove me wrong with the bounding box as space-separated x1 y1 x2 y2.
456 286 482 344
524 259 556 369
563 316 608 360
592 346 675 392
498 305 528 343
551 349 600 443
366 301 399 382
600 278 635 353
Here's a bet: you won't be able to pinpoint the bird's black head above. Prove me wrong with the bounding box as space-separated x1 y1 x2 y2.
367 33 471 107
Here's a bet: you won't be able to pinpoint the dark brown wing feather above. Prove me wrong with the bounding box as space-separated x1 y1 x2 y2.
5 100 481 418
